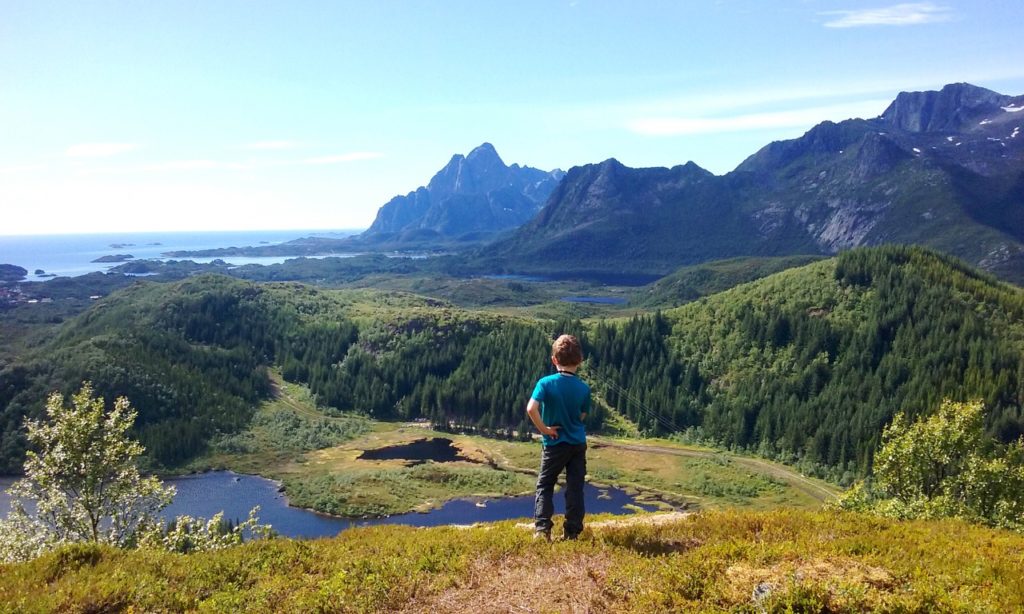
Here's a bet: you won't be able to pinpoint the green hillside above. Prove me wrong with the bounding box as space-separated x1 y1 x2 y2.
0 276 586 472
590 246 1024 482
3 246 1023 483
2 509 1022 612
632 255 824 308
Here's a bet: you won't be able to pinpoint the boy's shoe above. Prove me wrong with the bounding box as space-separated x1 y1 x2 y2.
533 529 552 543
560 533 580 542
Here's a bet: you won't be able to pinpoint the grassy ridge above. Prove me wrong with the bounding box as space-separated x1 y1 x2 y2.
2 510 1022 612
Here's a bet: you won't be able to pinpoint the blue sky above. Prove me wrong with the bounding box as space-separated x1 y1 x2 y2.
2 0 1023 234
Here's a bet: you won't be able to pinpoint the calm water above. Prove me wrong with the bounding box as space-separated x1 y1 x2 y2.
0 230 360 280
0 471 658 539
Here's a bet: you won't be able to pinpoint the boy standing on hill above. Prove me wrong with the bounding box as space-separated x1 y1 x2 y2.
526 334 591 542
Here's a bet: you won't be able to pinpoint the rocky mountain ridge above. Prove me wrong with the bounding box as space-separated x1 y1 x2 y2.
361 143 564 244
485 83 1024 281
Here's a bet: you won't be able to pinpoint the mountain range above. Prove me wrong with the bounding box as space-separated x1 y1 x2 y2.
482 83 1024 280
160 83 1024 283
357 142 564 245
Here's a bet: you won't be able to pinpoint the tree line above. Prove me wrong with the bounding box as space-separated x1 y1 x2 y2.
1 246 1022 479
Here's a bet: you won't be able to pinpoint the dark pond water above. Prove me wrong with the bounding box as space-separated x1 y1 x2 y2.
358 437 470 463
0 472 658 539
481 274 550 282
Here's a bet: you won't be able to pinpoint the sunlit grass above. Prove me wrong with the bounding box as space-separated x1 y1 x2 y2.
187 377 836 518
2 509 1022 612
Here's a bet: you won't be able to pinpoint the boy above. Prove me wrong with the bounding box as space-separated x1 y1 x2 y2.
526 334 591 542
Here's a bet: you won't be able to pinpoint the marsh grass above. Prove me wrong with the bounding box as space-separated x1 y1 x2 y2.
188 375 835 518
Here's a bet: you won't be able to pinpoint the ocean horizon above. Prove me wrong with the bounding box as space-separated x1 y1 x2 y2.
0 229 363 280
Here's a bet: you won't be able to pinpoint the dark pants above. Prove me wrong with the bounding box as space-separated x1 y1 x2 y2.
534 442 587 536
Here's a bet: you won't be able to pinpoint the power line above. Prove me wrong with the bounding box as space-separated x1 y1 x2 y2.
586 366 682 434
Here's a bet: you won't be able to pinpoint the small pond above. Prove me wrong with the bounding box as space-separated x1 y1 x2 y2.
358 437 471 463
0 472 660 539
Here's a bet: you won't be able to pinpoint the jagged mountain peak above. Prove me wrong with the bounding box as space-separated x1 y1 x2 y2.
466 142 503 165
880 82 1010 133
428 144 510 197
673 160 715 177
362 143 562 241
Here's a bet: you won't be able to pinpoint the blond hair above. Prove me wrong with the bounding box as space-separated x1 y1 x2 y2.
552 334 583 367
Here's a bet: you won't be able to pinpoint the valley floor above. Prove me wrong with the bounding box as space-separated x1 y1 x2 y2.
186 375 837 519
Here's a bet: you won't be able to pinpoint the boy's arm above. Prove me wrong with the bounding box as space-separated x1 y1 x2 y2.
526 398 559 438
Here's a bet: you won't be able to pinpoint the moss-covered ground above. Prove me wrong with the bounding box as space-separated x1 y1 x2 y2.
2 509 1022 612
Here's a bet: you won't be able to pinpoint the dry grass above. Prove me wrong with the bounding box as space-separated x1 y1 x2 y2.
4 509 1024 612
722 557 895 604
514 511 692 532
400 551 614 614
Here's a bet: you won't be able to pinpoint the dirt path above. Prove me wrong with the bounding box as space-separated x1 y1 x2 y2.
269 377 349 422
588 437 839 503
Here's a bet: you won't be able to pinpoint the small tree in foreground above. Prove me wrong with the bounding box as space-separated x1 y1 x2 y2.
0 383 271 562
836 399 1024 532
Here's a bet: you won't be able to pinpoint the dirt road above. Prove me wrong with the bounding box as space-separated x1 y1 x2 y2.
589 437 839 503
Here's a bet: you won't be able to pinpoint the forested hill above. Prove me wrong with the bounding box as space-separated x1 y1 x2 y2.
0 277 586 472
2 247 1023 480
590 246 1024 481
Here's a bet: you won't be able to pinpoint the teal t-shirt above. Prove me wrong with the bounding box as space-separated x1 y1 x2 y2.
531 372 590 447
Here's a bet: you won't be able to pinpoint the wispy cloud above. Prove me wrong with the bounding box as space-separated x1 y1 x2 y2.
243 140 300 151
65 143 138 158
302 152 384 165
626 100 890 136
822 3 953 28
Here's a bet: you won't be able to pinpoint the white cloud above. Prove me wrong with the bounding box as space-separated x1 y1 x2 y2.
244 140 300 150
822 3 952 28
65 143 138 157
626 100 890 136
302 152 384 165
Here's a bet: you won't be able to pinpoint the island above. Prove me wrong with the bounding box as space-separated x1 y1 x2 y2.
0 264 28 283
91 254 135 263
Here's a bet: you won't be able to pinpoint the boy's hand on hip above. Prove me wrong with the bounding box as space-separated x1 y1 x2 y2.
542 425 560 439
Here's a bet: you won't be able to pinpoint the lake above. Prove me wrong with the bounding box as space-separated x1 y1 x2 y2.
0 471 658 539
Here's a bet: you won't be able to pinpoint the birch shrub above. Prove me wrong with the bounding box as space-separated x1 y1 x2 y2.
836 399 1024 531
0 383 271 562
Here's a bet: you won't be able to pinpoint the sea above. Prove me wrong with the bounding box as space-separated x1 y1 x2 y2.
0 229 362 280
